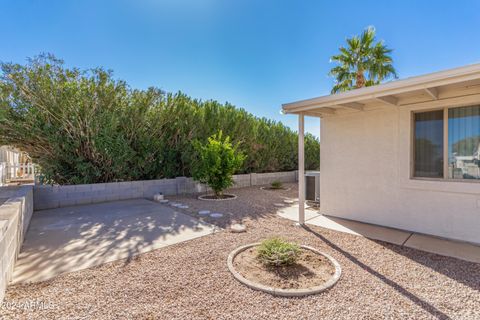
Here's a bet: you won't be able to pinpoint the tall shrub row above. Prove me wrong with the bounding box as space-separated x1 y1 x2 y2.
0 55 319 184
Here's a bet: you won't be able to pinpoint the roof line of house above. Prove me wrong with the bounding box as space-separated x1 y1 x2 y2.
282 62 480 114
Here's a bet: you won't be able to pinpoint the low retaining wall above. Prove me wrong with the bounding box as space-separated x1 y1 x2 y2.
0 185 33 302
34 171 298 211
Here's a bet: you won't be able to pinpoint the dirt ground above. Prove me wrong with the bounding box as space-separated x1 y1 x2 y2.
234 246 335 289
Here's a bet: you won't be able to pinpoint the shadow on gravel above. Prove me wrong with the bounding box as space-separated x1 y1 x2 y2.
383 243 480 293
303 225 453 320
168 183 299 229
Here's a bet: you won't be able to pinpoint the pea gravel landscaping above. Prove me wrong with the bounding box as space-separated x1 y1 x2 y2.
3 183 480 319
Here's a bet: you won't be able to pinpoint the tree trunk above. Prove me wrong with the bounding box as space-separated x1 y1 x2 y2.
214 189 223 198
356 71 366 88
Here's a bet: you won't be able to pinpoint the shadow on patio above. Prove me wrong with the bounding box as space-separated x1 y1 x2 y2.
13 199 216 283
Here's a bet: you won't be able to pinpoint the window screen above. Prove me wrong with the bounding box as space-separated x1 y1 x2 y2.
414 110 444 178
448 106 480 179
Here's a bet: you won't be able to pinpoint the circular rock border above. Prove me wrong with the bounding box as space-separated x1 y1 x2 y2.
259 186 291 191
198 193 237 201
227 243 342 297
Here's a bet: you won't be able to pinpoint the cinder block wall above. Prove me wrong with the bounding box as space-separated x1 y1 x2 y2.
34 171 298 211
0 185 33 302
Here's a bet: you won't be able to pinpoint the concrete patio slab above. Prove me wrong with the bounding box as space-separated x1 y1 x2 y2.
13 199 216 283
278 205 410 245
277 205 321 221
277 205 480 263
276 205 410 245
304 215 361 236
404 234 480 264
307 215 412 246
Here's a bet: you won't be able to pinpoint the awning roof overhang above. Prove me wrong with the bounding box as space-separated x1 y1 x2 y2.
282 63 480 117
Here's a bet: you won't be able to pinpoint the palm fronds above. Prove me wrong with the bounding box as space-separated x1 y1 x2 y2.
329 27 397 94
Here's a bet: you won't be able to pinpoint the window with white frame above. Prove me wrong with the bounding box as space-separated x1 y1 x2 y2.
413 105 480 180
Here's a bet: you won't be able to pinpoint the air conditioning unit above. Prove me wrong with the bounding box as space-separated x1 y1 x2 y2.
305 171 320 202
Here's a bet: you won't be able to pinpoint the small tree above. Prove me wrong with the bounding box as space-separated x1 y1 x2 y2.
192 131 245 197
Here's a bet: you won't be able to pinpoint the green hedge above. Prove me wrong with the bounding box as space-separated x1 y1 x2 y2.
0 55 319 184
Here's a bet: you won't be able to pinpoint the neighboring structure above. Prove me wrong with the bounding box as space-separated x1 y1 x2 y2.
0 146 35 185
283 63 480 245
0 146 21 165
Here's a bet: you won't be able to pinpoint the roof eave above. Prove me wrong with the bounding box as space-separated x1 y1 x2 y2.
282 63 480 114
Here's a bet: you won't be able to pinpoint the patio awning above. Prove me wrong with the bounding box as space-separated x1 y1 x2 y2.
282 63 480 117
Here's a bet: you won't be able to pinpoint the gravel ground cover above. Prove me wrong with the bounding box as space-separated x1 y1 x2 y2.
3 183 480 319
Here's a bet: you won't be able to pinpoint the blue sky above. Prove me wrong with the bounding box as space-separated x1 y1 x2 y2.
2 0 480 137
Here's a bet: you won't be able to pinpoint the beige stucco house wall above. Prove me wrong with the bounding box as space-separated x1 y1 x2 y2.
283 63 480 245
321 105 480 244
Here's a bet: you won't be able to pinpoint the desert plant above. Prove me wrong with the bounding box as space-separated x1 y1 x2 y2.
270 180 283 189
256 238 300 267
191 131 245 197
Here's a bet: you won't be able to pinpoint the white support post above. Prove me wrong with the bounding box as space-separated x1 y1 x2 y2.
298 114 305 225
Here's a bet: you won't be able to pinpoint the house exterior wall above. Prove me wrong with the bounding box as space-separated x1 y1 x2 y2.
320 102 480 245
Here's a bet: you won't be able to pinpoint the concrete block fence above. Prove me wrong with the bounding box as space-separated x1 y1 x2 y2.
34 171 298 211
0 185 33 302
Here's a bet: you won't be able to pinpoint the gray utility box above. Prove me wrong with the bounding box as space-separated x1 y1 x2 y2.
305 171 320 202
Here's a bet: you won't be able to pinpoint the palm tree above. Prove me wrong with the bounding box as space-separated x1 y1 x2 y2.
329 27 397 94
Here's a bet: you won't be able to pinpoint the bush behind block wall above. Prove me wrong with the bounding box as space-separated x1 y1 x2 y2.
0 54 319 184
